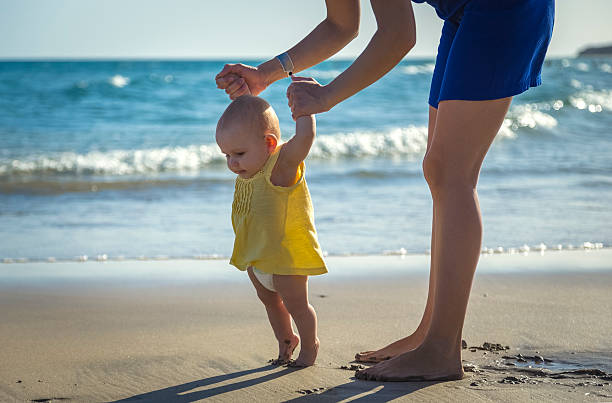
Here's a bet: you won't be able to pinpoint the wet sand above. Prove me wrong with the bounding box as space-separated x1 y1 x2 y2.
1 250 611 402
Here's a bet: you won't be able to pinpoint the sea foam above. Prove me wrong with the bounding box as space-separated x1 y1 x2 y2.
0 108 551 178
1 128 431 176
402 64 435 75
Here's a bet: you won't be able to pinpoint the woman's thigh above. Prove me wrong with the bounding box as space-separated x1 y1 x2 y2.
425 98 511 186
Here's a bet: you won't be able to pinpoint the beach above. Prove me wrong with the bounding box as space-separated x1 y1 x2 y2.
1 249 611 402
1 16 611 403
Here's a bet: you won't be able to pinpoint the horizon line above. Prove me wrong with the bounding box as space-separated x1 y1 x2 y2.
0 55 579 62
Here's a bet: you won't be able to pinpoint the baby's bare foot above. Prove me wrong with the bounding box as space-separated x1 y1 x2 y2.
291 338 319 367
271 334 299 365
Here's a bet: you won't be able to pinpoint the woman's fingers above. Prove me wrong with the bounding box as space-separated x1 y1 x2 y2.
215 76 227 89
215 63 265 97
216 72 238 90
230 82 252 100
286 76 326 117
219 73 252 99
287 76 310 107
287 86 294 108
290 75 312 83
215 65 238 89
215 64 231 80
225 76 245 96
215 63 242 81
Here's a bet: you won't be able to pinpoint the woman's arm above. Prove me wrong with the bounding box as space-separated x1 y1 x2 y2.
288 0 416 118
216 0 360 99
258 0 360 85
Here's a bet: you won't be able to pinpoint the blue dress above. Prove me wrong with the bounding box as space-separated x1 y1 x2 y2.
414 0 555 108
413 0 470 21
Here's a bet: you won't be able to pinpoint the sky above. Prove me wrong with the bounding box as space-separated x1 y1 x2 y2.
1 0 611 60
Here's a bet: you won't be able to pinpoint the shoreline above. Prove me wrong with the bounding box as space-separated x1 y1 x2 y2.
1 243 609 264
0 242 612 264
1 249 611 287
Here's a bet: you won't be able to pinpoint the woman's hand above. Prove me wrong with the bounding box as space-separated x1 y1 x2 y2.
218 73 252 98
287 76 331 120
215 63 267 99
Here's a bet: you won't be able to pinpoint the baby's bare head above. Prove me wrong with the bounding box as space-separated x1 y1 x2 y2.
216 95 280 143
216 95 281 178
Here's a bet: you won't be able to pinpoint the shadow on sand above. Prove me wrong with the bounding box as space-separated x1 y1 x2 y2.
111 365 291 402
111 364 434 402
285 379 435 402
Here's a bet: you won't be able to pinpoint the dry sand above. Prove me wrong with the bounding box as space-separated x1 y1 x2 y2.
1 250 611 402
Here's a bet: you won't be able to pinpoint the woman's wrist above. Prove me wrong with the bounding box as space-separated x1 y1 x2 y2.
257 58 289 88
321 82 339 112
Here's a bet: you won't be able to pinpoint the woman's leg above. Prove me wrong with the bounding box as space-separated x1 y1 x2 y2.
246 267 299 364
355 106 439 363
356 97 512 381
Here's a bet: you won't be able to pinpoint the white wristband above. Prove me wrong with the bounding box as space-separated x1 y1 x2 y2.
276 52 294 76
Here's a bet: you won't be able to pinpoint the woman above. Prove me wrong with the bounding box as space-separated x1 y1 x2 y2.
216 0 554 382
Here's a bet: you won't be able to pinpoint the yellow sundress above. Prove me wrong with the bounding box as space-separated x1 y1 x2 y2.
230 145 327 276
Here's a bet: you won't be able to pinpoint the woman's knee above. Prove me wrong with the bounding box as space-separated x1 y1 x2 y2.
422 148 477 193
422 149 449 191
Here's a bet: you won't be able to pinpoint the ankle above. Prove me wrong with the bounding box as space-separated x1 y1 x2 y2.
278 333 298 344
300 337 319 350
419 337 462 359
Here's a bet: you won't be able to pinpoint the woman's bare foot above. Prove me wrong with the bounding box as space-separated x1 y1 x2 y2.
290 337 319 367
354 333 425 363
271 334 299 365
355 321 432 363
354 342 464 382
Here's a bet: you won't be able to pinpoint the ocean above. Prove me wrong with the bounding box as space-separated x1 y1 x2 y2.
1 58 611 262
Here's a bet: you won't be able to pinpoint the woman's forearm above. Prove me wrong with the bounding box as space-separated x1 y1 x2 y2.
324 0 415 109
258 2 360 87
324 31 413 109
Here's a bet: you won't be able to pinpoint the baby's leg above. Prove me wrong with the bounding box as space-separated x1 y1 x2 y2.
274 275 319 367
246 267 299 364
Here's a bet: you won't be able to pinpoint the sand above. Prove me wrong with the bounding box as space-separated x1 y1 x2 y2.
1 249 611 402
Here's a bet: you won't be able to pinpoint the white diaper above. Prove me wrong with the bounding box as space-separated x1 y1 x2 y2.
252 267 276 292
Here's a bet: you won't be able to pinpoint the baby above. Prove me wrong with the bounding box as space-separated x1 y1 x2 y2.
216 93 327 367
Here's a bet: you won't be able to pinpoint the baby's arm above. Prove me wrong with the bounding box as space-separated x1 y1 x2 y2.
270 114 316 187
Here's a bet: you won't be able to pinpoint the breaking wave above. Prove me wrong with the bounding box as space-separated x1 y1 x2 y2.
0 108 556 178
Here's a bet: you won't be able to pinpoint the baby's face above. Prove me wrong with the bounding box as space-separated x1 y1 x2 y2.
216 124 273 179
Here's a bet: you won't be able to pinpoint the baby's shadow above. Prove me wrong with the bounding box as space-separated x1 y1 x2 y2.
111 364 294 402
